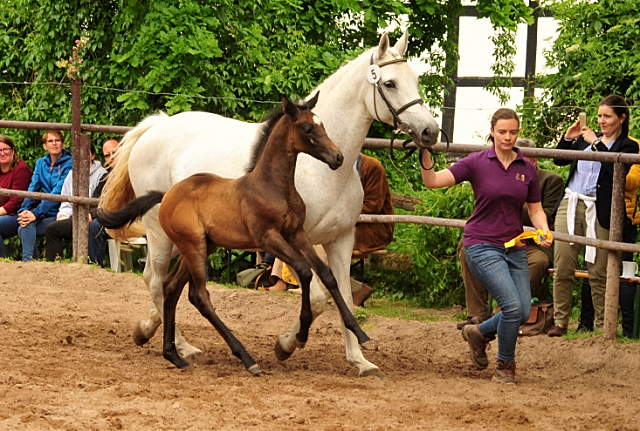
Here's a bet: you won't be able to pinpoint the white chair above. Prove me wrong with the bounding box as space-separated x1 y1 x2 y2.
107 237 147 273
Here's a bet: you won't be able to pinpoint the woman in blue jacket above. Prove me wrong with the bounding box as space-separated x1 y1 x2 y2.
17 130 72 261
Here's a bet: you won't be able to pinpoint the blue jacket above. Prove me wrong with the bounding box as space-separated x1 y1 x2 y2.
18 149 73 219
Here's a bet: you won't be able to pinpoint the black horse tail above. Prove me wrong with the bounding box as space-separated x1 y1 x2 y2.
96 191 165 229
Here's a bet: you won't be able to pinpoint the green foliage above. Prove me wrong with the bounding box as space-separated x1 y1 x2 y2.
0 0 539 306
406 182 475 307
520 0 640 146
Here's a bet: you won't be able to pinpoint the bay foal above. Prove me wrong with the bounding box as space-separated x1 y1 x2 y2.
98 94 371 374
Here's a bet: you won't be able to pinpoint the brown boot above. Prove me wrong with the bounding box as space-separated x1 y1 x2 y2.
548 324 567 337
461 324 489 370
493 360 516 385
352 283 373 307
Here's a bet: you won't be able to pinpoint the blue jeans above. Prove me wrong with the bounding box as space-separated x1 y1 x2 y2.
465 244 531 362
18 216 56 261
0 214 20 258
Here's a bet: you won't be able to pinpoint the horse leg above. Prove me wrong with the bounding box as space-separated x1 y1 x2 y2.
324 233 385 378
135 217 202 358
295 235 370 346
162 257 191 369
181 250 260 375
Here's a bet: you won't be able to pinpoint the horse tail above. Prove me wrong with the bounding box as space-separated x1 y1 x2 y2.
97 191 165 230
100 112 169 212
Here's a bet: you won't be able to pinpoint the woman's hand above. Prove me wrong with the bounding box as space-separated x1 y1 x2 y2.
540 231 553 248
581 127 598 145
565 119 582 141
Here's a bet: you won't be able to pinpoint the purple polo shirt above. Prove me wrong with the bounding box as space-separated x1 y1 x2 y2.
448 146 541 248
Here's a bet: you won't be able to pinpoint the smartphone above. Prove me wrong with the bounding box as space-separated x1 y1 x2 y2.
579 112 587 129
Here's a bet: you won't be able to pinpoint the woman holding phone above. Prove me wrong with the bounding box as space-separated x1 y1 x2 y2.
549 94 639 336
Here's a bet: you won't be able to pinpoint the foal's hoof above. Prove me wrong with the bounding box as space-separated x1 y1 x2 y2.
164 351 190 369
359 367 387 379
132 322 151 346
247 364 262 376
274 338 293 361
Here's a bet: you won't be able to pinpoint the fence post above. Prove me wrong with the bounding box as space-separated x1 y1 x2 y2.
603 162 626 339
71 79 90 262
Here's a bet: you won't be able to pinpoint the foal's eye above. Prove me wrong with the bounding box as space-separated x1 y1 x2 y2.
302 123 313 134
384 80 396 89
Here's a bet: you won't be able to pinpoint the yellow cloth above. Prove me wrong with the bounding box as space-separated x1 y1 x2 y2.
504 230 551 248
282 263 298 285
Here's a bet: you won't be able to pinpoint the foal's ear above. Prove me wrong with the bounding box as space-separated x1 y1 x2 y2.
306 91 320 110
282 95 299 121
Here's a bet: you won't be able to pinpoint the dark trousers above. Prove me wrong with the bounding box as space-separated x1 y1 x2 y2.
46 217 109 266
88 219 108 267
579 223 637 337
45 218 73 261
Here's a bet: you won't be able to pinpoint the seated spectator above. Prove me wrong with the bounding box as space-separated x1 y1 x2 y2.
45 142 107 262
457 138 564 328
0 135 33 258
17 130 72 261
351 153 394 306
88 139 118 267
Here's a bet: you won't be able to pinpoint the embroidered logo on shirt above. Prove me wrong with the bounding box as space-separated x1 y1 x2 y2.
516 173 525 182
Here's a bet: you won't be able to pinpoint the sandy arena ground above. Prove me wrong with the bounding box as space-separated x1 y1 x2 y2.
1 261 639 430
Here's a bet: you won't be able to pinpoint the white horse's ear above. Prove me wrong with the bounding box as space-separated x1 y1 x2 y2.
307 91 320 109
393 29 409 57
376 32 390 60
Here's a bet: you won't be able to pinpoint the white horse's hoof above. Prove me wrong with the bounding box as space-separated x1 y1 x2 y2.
359 367 387 379
274 338 294 361
177 344 203 359
132 322 152 346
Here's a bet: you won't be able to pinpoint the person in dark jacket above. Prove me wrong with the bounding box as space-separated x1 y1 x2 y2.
17 130 72 261
0 135 33 258
549 95 639 336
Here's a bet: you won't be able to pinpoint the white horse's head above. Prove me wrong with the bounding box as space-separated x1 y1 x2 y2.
365 31 440 148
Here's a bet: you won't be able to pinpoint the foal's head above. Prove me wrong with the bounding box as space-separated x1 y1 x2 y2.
247 92 343 173
283 92 343 170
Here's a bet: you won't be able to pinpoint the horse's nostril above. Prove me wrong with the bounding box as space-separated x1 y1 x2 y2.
337 153 344 165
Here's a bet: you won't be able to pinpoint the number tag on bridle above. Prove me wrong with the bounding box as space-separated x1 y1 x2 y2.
366 65 381 84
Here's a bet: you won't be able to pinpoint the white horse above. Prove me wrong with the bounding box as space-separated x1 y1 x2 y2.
102 31 440 377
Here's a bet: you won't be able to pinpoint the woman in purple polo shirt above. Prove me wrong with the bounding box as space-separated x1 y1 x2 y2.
420 108 553 385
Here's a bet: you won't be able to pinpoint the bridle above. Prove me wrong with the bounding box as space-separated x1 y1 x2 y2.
369 54 449 169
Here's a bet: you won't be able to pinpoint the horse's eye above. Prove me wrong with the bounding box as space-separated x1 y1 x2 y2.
384 81 396 89
302 123 313 134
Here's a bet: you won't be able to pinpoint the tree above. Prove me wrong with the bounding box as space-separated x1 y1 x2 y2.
521 0 640 146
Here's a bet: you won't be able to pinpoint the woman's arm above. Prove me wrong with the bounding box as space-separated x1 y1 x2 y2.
420 150 456 189
526 201 553 247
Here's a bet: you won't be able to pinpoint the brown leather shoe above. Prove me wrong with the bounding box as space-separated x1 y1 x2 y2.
352 283 373 307
461 324 489 370
548 324 567 337
493 360 516 385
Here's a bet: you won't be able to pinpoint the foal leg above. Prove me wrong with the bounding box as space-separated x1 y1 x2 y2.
181 250 260 375
162 257 191 369
135 218 202 358
295 235 370 346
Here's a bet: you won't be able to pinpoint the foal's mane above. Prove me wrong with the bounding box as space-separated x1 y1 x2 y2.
246 98 311 174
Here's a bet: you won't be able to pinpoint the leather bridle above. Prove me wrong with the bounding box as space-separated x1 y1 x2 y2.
369 53 448 169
